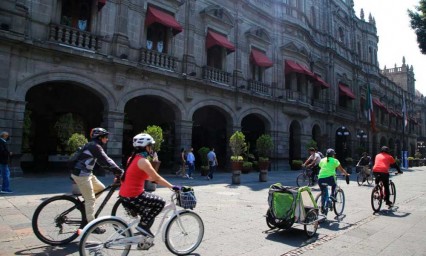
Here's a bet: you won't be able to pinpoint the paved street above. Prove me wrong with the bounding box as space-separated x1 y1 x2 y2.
0 166 425 256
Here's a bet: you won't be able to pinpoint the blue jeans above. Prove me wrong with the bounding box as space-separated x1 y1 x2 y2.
208 165 216 179
0 164 11 191
187 163 195 177
318 176 336 211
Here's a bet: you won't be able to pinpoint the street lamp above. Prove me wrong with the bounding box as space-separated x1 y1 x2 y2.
356 129 367 148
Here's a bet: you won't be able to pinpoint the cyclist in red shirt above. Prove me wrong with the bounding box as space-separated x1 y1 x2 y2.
372 146 403 207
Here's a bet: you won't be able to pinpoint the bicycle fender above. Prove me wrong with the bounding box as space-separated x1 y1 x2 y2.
78 215 126 237
161 209 189 241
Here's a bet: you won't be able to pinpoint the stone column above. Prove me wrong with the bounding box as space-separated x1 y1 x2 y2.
111 1 130 58
182 0 197 74
102 110 125 165
175 120 193 153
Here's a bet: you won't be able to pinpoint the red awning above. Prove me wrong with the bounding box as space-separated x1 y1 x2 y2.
145 6 183 35
97 0 106 11
373 98 386 109
338 83 356 99
284 60 314 76
250 48 273 67
206 30 235 53
314 75 330 89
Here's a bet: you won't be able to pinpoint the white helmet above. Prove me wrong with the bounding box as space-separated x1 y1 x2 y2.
133 133 155 148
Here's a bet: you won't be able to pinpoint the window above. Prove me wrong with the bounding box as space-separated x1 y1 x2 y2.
338 27 345 44
146 23 169 53
251 65 263 82
207 46 224 69
61 0 92 31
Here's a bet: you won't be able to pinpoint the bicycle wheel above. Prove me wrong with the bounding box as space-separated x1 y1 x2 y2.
32 195 84 245
366 173 374 185
333 188 345 216
357 173 365 186
296 173 310 187
79 218 132 256
111 198 137 225
389 181 396 205
165 211 204 255
371 185 382 212
304 209 318 237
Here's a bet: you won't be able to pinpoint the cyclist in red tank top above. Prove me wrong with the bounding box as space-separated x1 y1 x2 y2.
119 133 180 237
372 146 403 206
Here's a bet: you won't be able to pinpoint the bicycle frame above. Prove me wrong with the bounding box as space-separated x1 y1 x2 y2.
79 192 187 245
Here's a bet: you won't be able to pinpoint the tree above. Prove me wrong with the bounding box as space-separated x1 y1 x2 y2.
408 0 426 54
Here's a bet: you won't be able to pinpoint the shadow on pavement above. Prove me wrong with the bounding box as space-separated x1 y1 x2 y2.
263 226 318 247
15 242 78 255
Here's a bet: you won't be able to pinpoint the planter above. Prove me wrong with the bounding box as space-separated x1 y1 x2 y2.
145 161 161 192
201 166 209 176
259 169 268 182
232 170 241 185
231 161 243 171
258 160 270 171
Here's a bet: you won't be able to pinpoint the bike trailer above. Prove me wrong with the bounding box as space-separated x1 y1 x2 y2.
268 183 316 223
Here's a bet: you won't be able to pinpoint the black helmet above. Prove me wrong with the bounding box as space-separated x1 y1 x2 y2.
381 146 390 153
91 127 109 139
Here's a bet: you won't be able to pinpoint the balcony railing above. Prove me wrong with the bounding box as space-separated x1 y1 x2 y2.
49 24 101 51
247 80 271 95
140 48 177 71
202 66 231 85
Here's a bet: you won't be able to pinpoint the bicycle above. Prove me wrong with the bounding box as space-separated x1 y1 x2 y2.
315 176 345 217
32 179 128 245
356 165 373 186
296 166 318 187
79 189 204 256
371 172 398 212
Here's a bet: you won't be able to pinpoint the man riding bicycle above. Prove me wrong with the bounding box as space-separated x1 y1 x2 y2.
318 148 350 214
372 146 403 207
303 147 321 185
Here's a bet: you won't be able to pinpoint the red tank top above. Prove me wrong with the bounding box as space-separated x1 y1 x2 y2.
119 154 149 197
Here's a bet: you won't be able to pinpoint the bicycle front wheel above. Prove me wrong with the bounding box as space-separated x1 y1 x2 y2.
79 218 132 256
371 185 382 212
32 195 84 245
296 173 310 187
165 211 204 255
357 173 365 186
389 181 396 205
366 173 374 185
333 188 345 216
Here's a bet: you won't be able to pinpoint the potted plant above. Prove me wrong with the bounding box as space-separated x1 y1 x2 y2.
242 161 253 173
256 134 273 171
198 147 210 176
143 125 163 191
291 159 303 170
229 131 246 171
67 133 88 193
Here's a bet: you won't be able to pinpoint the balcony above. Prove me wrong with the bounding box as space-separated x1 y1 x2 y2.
247 80 271 96
202 66 231 85
140 48 178 71
49 24 101 51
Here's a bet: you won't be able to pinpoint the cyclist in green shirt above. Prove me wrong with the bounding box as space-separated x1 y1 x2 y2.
318 148 350 214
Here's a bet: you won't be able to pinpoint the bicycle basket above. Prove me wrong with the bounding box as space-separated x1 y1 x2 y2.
177 188 197 209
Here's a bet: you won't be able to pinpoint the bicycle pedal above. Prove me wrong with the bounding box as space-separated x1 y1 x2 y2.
137 241 154 250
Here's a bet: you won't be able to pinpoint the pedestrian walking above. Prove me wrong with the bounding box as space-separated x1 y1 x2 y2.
186 147 195 179
176 148 187 177
0 131 13 193
207 147 218 180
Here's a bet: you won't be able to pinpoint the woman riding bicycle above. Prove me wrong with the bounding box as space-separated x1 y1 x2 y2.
318 148 350 214
372 146 403 207
119 133 179 237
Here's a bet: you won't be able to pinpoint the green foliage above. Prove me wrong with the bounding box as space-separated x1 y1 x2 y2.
22 109 32 152
291 160 303 170
408 156 415 161
54 113 85 153
143 125 163 152
198 147 210 166
231 156 243 161
67 133 88 153
345 157 354 163
259 156 269 162
305 139 317 150
242 161 253 168
408 1 426 54
415 151 422 159
229 131 246 159
256 134 273 159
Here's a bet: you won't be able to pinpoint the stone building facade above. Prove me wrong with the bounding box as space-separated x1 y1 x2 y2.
0 0 422 173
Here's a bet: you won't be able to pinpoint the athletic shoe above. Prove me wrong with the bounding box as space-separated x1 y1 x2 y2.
207 176 210 180
1 190 13 194
185 174 190 179
385 201 393 207
189 176 194 179
93 227 106 234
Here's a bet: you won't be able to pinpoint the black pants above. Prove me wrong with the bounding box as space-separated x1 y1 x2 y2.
373 172 391 203
311 165 320 183
120 192 166 227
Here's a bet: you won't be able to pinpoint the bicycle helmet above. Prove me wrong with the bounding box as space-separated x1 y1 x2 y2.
380 146 390 153
90 127 109 139
133 133 155 148
326 148 336 157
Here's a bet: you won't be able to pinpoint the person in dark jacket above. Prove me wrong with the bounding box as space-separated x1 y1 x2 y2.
71 128 123 233
0 131 12 193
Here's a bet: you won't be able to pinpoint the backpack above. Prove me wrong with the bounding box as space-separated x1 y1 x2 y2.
67 144 88 170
